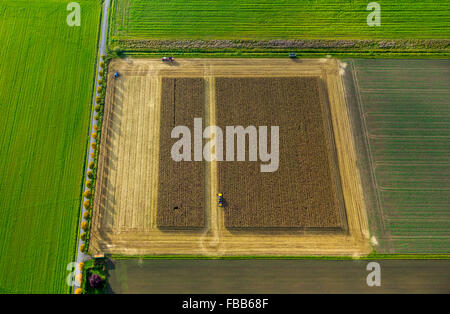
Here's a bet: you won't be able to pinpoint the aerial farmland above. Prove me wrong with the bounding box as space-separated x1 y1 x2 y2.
89 58 369 256
346 59 450 253
111 0 450 40
0 0 448 296
158 78 206 228
216 76 345 229
0 0 100 293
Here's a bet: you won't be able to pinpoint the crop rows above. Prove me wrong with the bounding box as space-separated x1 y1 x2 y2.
353 59 450 253
112 0 450 40
0 1 100 292
216 77 344 229
157 78 205 228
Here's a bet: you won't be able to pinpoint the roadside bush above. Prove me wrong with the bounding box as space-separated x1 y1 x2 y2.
96 86 102 93
83 200 90 209
74 288 83 294
94 115 99 121
88 161 95 169
95 96 101 103
87 171 94 179
89 274 104 288
81 221 88 230
90 152 95 158
83 259 107 294
78 262 85 271
98 70 103 76
98 79 103 85
83 211 90 219
100 61 105 68
111 46 123 57
93 125 98 131
86 180 92 188
91 142 97 150
83 190 92 198
76 274 83 283
80 244 85 252
94 105 101 113
80 233 86 241
92 133 97 140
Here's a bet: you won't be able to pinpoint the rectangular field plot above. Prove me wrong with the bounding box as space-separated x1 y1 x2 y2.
0 1 100 293
91 59 370 256
93 75 160 233
351 59 450 253
216 77 345 229
112 0 450 40
157 78 205 228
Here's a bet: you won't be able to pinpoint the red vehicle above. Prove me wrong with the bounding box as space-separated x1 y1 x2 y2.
162 56 174 63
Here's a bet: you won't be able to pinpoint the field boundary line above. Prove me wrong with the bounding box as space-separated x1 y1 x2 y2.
328 61 370 244
350 61 388 245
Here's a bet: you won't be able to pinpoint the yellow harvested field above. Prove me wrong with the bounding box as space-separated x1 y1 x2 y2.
90 58 371 256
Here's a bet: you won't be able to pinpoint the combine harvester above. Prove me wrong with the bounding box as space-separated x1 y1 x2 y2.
217 193 224 207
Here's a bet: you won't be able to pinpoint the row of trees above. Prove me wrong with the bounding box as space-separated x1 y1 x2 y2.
77 55 110 294
79 54 107 258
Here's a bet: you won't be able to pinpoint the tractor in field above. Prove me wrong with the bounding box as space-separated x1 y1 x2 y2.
217 193 224 207
162 56 175 63
114 72 119 78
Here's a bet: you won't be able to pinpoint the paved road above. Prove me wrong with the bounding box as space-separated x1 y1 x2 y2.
73 0 110 293
107 259 450 294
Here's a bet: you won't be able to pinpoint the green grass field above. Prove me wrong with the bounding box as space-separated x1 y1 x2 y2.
352 59 450 253
0 0 99 293
111 0 450 40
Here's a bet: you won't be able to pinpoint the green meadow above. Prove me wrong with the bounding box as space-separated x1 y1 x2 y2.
112 0 450 40
353 59 450 253
0 0 99 293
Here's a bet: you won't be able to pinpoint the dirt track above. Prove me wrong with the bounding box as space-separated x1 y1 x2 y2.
90 58 371 256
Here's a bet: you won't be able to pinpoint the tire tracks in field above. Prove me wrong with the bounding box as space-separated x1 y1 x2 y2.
200 67 226 256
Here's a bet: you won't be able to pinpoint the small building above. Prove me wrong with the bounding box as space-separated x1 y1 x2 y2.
94 253 105 259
